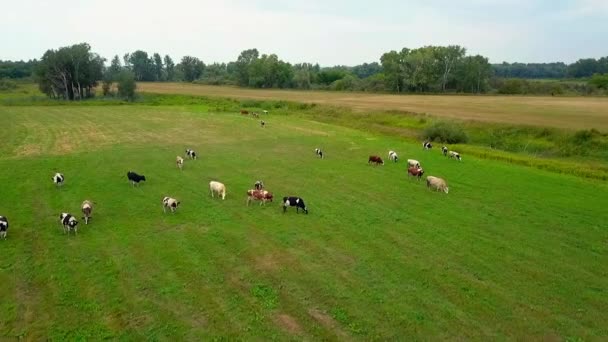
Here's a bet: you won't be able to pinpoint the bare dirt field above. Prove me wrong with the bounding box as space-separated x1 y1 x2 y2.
139 82 608 131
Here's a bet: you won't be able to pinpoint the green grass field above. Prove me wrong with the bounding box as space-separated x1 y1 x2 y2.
1 103 607 340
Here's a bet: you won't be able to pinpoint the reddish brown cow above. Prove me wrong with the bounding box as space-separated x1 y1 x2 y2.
247 189 273 206
240 110 249 115
368 155 384 165
407 167 424 180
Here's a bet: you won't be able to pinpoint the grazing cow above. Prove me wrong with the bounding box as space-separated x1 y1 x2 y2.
127 171 146 186
59 213 78 234
407 159 421 168
240 110 249 115
209 181 227 200
442 146 448 156
423 141 432 150
252 112 260 118
186 149 197 160
0 216 8 240
247 189 273 206
448 151 462 161
260 120 265 128
368 155 384 165
52 173 65 187
388 150 398 163
254 180 264 190
162 197 180 213
263 110 268 115
81 200 93 225
427 176 449 194
176 156 184 170
283 196 308 214
407 167 424 180
315 148 324 159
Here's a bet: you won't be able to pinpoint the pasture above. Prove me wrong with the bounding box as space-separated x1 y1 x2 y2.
0 104 607 340
138 82 608 131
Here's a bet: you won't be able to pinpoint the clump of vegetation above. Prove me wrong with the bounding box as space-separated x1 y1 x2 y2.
117 71 136 101
589 73 608 89
422 122 469 143
0 78 17 91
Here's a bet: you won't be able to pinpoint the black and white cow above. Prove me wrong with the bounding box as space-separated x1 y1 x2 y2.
260 120 265 128
442 146 448 156
423 141 432 150
52 173 65 186
283 196 308 214
448 151 462 161
315 148 324 159
0 216 8 240
186 149 197 159
254 180 264 190
162 196 180 213
127 171 146 186
59 213 78 234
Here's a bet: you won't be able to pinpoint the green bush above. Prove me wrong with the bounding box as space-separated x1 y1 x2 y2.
0 78 18 91
117 71 136 101
422 122 469 144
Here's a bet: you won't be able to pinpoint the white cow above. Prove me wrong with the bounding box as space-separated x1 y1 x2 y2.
209 181 227 200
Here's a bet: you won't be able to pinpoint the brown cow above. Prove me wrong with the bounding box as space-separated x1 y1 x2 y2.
240 110 249 115
368 155 384 165
407 167 424 180
246 189 273 206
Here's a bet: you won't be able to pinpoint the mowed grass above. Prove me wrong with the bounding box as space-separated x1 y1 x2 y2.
138 82 608 131
0 105 607 340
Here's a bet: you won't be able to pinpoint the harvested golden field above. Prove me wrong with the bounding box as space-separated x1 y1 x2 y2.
138 82 608 131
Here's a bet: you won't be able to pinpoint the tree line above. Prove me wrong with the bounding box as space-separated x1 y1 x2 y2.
5 42 607 100
493 58 608 79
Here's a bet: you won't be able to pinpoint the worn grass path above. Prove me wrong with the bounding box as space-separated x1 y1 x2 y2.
0 105 607 340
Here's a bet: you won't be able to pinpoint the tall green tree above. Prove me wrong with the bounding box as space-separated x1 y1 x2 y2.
380 49 406 92
235 49 259 86
456 55 492 93
128 50 155 81
164 55 175 81
179 56 205 82
107 55 122 80
248 54 293 88
153 53 164 81
35 43 104 100
434 45 466 92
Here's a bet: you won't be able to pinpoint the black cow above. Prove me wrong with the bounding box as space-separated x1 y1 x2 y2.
0 216 8 239
283 196 308 214
59 213 78 234
423 141 432 150
127 171 146 186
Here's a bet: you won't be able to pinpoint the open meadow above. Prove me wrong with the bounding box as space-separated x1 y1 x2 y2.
138 82 608 131
0 101 607 340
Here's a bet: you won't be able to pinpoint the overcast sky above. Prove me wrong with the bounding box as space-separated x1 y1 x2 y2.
2 0 607 66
